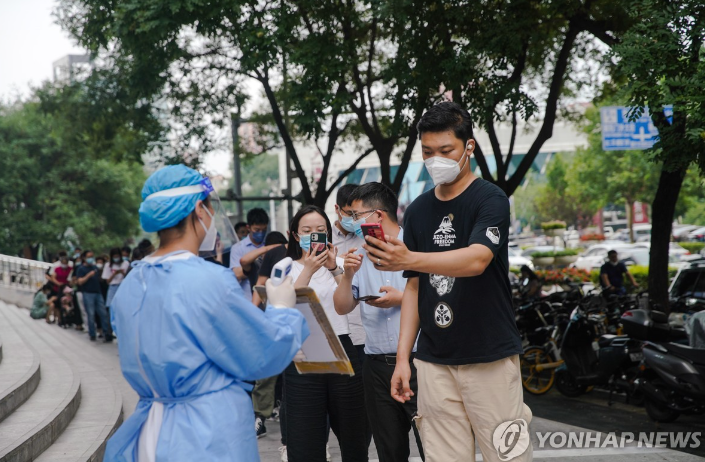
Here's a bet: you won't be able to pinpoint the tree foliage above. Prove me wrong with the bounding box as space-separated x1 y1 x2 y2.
0 81 149 256
611 0 705 309
56 0 633 206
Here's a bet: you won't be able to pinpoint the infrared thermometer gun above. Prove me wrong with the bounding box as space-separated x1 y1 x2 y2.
270 257 293 286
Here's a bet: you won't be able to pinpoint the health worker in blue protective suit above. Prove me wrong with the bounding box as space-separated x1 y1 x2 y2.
103 165 309 462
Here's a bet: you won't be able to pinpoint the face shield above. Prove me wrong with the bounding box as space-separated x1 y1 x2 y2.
145 177 239 259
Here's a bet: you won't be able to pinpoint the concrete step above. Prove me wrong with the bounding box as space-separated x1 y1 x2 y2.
0 307 40 425
26 311 124 462
0 302 80 462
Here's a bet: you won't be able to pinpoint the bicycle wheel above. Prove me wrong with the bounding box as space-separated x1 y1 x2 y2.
520 347 556 395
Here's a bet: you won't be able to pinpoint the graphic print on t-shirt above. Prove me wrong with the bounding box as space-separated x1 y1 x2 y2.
434 302 453 328
486 226 500 245
433 214 456 247
429 273 455 296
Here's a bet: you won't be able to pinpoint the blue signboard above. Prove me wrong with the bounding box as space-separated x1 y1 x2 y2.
600 106 661 151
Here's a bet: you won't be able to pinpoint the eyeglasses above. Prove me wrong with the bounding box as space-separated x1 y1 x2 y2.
350 209 385 221
338 208 354 217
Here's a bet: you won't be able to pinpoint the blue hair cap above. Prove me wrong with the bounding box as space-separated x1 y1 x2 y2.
139 165 205 233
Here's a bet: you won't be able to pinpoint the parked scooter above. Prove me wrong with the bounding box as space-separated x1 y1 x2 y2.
621 308 688 343
637 341 705 422
555 304 644 404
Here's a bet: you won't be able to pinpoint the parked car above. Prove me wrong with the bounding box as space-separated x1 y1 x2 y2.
669 257 705 302
688 226 705 242
508 248 534 270
571 243 640 271
672 224 699 241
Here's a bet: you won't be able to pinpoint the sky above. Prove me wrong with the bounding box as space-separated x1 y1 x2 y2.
0 0 86 99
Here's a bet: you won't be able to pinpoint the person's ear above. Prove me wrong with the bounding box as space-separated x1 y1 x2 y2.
465 139 475 156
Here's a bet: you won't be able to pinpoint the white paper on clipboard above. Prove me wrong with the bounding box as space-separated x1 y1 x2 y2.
254 285 354 375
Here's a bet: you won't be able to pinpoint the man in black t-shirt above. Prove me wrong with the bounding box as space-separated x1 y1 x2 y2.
600 250 639 295
364 102 532 462
75 250 113 343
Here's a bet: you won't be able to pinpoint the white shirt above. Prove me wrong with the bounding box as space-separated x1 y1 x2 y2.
291 257 350 336
332 223 366 346
351 228 416 355
102 261 130 285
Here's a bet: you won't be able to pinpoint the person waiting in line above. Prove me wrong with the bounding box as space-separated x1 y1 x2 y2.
247 231 290 441
103 164 308 462
600 250 639 295
229 208 270 300
283 205 367 462
75 250 113 342
331 184 368 370
334 182 424 462
103 248 130 309
241 231 288 301
519 265 542 302
366 102 532 462
251 234 289 309
235 221 249 240
47 252 75 328
30 284 57 321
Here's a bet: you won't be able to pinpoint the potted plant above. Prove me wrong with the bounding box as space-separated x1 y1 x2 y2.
541 221 567 237
553 249 580 266
531 251 555 267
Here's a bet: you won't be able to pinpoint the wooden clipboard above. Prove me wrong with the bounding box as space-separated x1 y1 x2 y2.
254 286 354 376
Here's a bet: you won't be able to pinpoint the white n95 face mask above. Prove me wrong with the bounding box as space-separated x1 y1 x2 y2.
424 147 470 186
198 206 217 252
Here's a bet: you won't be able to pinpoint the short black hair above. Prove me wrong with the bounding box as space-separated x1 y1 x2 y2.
247 208 269 226
608 250 618 256
417 101 473 143
264 231 288 246
234 221 248 232
121 246 131 254
336 184 358 208
348 182 398 224
138 239 153 252
58 250 67 258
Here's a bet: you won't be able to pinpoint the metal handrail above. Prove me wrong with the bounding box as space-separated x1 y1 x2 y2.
0 254 52 292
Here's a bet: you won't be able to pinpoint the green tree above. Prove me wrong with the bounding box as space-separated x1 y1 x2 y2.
568 106 660 241
534 154 600 229
612 0 705 309
57 0 633 204
0 83 149 257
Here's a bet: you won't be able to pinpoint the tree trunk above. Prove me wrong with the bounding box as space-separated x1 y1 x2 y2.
626 199 634 243
648 167 686 313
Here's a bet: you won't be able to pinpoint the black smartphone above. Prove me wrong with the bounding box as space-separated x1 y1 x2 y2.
356 295 381 302
310 232 328 255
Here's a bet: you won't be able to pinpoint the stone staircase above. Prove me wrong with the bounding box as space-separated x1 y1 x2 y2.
0 300 129 462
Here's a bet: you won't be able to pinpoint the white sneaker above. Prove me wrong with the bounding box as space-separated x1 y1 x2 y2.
326 444 331 462
279 446 288 462
255 417 267 438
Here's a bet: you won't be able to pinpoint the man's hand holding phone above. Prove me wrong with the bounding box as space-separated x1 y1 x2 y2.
366 285 403 308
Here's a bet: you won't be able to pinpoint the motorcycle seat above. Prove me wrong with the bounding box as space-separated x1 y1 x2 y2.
664 342 705 365
599 334 629 348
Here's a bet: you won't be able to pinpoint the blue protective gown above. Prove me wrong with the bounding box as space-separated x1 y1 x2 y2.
103 253 308 462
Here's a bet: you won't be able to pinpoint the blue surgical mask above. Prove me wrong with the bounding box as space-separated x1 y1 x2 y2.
252 230 267 244
85 257 96 266
353 220 364 239
112 257 121 264
340 216 356 233
299 234 311 252
122 256 129 262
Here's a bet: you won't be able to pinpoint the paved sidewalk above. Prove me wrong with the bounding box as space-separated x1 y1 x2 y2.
257 413 705 462
18 321 703 462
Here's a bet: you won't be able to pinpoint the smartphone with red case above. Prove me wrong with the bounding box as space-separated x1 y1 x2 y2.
310 232 328 255
361 223 386 245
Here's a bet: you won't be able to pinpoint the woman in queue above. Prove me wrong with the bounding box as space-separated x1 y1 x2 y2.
283 205 368 462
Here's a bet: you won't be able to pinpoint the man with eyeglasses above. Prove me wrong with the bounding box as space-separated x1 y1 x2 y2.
334 182 423 462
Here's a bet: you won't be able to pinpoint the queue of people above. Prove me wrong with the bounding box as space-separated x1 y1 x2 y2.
27 102 533 462
30 239 155 343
